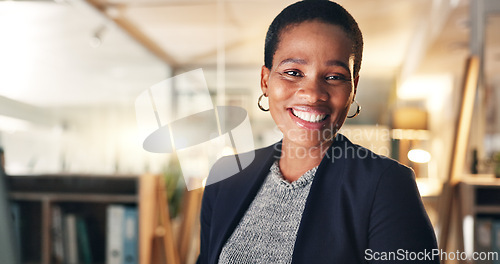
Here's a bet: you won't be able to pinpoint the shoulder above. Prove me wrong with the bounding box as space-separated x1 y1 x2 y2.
203 142 279 195
330 134 413 181
332 136 422 212
317 134 416 205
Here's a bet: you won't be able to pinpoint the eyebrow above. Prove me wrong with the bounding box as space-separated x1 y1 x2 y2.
326 60 350 73
278 58 351 73
278 58 307 66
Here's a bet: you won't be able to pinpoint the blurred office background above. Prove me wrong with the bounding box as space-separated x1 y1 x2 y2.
1 0 500 263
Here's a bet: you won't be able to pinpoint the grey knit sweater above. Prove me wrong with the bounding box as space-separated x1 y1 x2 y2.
218 160 318 264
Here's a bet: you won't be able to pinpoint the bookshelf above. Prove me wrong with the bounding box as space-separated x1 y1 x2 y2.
459 176 500 263
7 173 179 264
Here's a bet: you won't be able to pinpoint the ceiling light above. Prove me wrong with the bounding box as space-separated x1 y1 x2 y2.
398 75 452 100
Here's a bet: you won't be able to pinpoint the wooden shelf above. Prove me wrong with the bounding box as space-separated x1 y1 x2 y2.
458 179 500 263
475 205 500 214
461 175 500 186
9 192 137 203
7 173 178 264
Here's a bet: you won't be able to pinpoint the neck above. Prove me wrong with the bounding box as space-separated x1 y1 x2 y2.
278 139 333 182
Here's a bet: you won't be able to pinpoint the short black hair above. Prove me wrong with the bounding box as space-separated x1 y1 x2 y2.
264 0 363 77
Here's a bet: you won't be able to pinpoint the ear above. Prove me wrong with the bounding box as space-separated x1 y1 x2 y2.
260 65 271 95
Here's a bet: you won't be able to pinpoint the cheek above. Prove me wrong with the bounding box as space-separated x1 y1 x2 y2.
268 82 293 103
331 89 353 107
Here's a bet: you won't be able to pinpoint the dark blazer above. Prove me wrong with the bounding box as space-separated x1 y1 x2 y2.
198 134 439 263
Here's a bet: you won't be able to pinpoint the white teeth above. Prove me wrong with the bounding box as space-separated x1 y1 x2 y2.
303 112 311 122
292 109 327 123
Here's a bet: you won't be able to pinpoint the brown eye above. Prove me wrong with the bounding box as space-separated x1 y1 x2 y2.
326 75 352 83
326 75 347 81
284 70 302 77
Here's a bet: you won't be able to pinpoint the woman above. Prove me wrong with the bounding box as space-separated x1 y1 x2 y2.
198 1 438 263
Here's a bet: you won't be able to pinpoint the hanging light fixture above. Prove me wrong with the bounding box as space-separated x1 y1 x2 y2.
408 149 431 163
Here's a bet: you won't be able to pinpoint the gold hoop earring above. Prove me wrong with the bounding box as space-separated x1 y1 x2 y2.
347 100 361 118
258 94 269 112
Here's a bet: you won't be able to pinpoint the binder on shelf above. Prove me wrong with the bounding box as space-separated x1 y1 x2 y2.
123 206 138 264
107 204 125 264
10 202 22 263
51 205 64 264
492 220 500 264
76 217 92 264
64 214 79 264
475 217 493 264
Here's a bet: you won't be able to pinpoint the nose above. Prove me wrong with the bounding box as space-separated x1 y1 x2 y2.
298 77 329 103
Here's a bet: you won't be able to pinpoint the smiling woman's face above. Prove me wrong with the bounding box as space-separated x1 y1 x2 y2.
261 20 358 150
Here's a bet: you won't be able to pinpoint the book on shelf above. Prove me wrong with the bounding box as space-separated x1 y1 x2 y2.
107 204 125 264
52 207 95 264
76 216 92 264
10 202 22 263
64 214 79 264
476 217 493 264
51 205 65 264
123 206 138 264
106 204 139 264
492 220 500 264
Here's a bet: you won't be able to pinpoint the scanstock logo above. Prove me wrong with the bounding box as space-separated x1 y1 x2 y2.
135 69 255 190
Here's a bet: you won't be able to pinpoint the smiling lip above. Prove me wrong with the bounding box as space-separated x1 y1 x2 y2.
289 107 330 130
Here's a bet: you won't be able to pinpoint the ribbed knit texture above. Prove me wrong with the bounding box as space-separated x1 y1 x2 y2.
218 160 318 264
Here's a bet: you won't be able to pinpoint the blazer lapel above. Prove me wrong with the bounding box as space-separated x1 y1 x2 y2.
291 135 348 263
211 142 281 261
